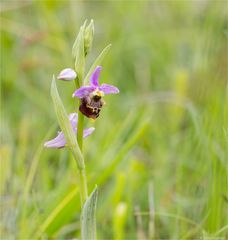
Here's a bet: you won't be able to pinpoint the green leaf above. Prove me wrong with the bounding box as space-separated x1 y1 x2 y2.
50 76 84 170
83 44 112 85
81 186 98 240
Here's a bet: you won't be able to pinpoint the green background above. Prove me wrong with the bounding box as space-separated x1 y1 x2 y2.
1 0 227 239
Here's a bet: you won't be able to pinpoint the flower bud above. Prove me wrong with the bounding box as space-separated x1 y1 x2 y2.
72 20 87 59
57 68 77 81
74 27 85 82
84 19 94 56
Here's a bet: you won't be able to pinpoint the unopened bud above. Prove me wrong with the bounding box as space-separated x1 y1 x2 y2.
57 68 77 81
84 19 94 56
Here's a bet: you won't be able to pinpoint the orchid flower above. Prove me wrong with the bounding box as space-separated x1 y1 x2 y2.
72 66 119 98
44 113 95 148
72 66 119 119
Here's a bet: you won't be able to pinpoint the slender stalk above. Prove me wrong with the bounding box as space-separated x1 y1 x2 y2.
77 112 84 150
79 168 88 204
77 110 87 205
75 77 80 89
75 76 84 150
74 77 88 205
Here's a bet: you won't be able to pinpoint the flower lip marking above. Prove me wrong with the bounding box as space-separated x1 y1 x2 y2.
79 95 105 119
72 66 119 119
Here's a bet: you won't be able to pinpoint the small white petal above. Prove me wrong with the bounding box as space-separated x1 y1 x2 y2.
57 68 77 81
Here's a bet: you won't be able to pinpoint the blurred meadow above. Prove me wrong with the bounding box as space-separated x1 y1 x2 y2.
1 0 228 239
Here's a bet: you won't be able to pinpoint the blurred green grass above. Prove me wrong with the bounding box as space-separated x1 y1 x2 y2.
0 1 227 239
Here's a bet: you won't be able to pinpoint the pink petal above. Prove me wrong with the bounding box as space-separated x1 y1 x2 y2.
99 84 119 95
72 86 96 98
44 132 66 148
44 113 95 148
90 66 102 86
69 113 78 128
83 127 95 138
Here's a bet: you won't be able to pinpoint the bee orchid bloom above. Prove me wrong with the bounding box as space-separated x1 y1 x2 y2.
72 66 119 119
44 113 95 148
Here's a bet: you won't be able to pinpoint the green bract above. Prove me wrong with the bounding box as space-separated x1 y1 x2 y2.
83 44 112 85
51 76 85 170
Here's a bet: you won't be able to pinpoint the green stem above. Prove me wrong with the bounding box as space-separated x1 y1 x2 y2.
77 112 84 150
75 77 80 89
77 112 87 205
79 168 88 204
74 77 88 205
